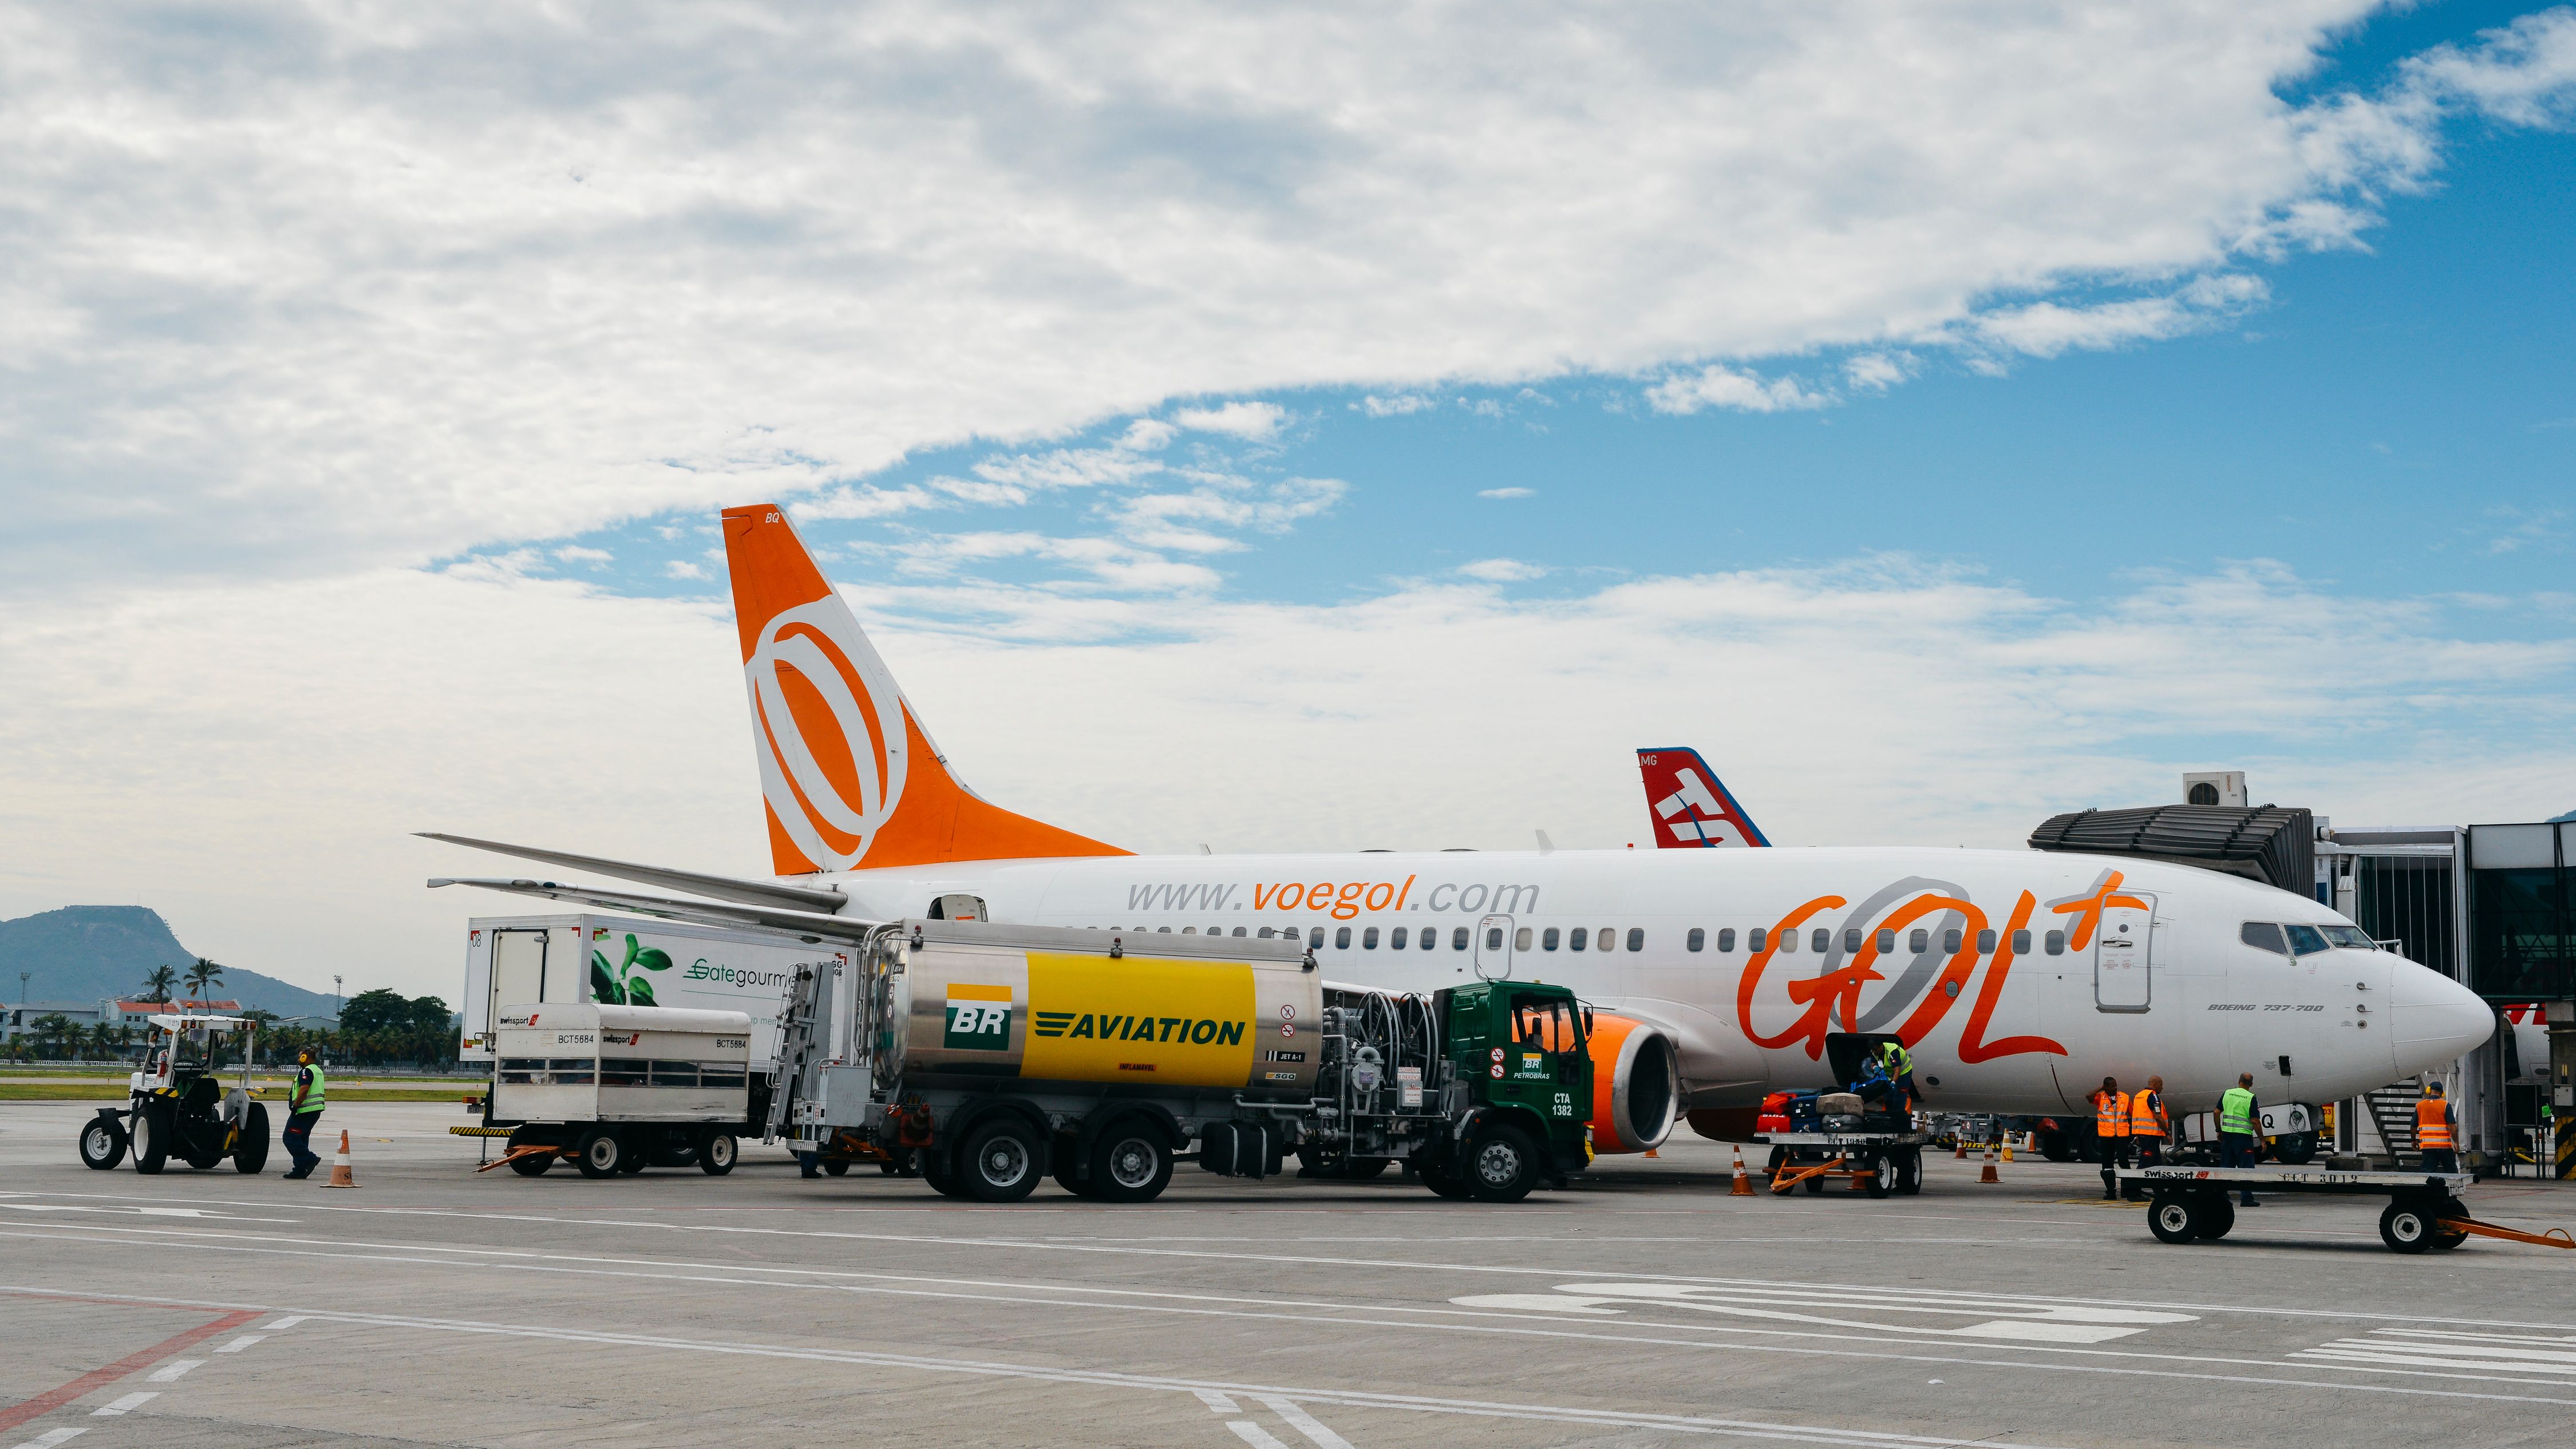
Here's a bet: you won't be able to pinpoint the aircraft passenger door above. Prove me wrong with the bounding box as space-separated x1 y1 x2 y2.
2095 895 2155 1013
491 929 547 1011
1474 915 1515 981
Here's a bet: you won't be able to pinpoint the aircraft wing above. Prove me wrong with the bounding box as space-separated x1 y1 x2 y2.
428 876 882 943
417 832 847 913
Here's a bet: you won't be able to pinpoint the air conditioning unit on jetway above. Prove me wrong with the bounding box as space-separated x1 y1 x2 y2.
2183 771 2247 808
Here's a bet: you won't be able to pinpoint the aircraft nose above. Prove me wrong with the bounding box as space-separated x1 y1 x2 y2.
2389 963 2492 1069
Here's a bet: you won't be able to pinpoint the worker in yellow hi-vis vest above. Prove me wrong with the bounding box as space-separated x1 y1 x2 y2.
2219 1073 2261 1207
281 1048 327 1180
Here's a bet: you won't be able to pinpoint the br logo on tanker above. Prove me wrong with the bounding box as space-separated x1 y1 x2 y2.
945 984 1012 1051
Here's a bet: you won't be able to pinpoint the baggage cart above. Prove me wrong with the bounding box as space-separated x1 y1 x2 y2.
2117 1164 2576 1254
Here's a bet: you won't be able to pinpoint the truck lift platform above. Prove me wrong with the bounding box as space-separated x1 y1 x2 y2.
1757 1130 1930 1198
2116 1165 2576 1254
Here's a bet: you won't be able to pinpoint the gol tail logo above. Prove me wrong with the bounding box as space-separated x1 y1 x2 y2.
746 597 909 871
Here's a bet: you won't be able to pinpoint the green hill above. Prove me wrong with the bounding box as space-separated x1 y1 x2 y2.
1 906 338 1017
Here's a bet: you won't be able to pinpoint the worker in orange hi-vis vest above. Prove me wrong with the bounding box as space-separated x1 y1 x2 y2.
2415 1081 2459 1175
2125 1076 2170 1200
2090 1076 2133 1202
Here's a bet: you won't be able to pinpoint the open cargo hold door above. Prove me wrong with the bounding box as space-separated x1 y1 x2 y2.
1823 1032 1903 1087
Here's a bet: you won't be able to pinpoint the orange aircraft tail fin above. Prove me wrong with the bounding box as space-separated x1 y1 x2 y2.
720 504 1128 874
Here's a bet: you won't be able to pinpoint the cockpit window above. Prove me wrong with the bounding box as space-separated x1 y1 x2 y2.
2239 922 2289 956
2283 923 2330 956
2317 924 2376 950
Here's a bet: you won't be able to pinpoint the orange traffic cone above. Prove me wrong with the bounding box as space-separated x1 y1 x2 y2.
1978 1143 2000 1185
2001 1136 2016 1164
1954 1140 1967 1159
1729 1146 1755 1196
323 1129 358 1189
1643 1147 1660 1159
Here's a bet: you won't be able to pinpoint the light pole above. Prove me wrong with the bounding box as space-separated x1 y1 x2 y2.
332 974 342 1017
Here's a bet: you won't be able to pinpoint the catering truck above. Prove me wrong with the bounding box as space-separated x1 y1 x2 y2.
458 913 846 1136
485 1002 756 1177
769 919 1597 1203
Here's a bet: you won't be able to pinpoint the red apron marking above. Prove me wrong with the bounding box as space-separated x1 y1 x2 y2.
0 1308 260 1431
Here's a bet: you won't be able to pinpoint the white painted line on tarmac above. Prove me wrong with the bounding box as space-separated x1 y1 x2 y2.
264 1316 307 1330
1254 1397 1356 1449
212 1334 265 1353
1224 1422 1293 1449
89 1393 156 1417
143 1360 201 1383
1194 1389 1239 1412
10 1428 87 1449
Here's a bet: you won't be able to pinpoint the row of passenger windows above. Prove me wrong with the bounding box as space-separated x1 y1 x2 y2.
1117 923 2072 956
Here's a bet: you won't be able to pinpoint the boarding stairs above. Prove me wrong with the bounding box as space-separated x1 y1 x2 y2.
2361 1083 2423 1170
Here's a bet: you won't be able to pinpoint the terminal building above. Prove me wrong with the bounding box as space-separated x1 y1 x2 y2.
2034 773 2573 1178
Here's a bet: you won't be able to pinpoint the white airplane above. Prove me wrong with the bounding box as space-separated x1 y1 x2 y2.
432 503 2493 1158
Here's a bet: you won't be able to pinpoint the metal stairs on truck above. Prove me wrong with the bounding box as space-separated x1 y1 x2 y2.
2362 1084 2423 1169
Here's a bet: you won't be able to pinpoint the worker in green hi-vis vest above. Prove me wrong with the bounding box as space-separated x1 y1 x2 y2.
282 1048 328 1179
2218 1073 2261 1209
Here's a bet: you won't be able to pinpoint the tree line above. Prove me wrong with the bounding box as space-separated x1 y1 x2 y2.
6 960 461 1072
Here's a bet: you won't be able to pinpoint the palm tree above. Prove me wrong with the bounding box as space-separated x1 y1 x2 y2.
183 957 225 1005
140 965 178 1004
30 1013 76 1061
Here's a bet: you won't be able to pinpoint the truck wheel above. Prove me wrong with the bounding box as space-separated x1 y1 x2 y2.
80 1115 129 1171
132 1104 169 1174
1862 1151 1893 1199
1345 1158 1392 1182
1465 1125 1540 1203
1089 1126 1174 1203
2037 1130 2075 1163
232 1103 271 1174
825 1160 851 1177
958 1118 1042 1203
2195 1194 2234 1241
2148 1195 2198 1244
2380 1199 2437 1254
698 1133 737 1176
1895 1148 1922 1197
2271 1132 2318 1166
618 1135 652 1174
1803 1172 1826 1195
509 1149 555 1176
575 1128 625 1179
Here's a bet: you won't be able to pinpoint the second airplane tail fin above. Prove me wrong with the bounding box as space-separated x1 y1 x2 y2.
721 504 1128 874
1635 748 1771 848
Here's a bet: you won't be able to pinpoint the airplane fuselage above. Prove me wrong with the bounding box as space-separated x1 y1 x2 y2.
809 844 2490 1119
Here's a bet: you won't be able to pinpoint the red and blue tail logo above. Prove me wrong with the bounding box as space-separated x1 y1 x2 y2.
1635 748 1771 848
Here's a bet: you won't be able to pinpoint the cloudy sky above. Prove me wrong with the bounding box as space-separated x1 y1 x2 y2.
5 2 2574 1000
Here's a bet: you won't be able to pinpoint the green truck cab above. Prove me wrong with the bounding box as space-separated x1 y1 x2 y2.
1421 981 1595 1200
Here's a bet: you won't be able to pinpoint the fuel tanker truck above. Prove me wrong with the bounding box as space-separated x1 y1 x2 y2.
767 919 1597 1203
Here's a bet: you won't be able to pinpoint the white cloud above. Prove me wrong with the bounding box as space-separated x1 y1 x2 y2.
1844 353 1913 392
1477 487 1534 499
1170 401 1287 440
665 559 709 581
1965 275 2270 360
1358 394 1434 417
793 484 946 521
552 545 613 566
10 557 2568 993
15 6 2576 591
1457 558 1550 583
1646 366 1834 416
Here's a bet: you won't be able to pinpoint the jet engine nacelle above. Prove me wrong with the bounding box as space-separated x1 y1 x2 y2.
1583 1013 1681 1154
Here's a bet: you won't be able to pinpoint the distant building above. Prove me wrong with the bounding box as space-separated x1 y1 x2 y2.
2 1001 105 1040
100 997 242 1027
